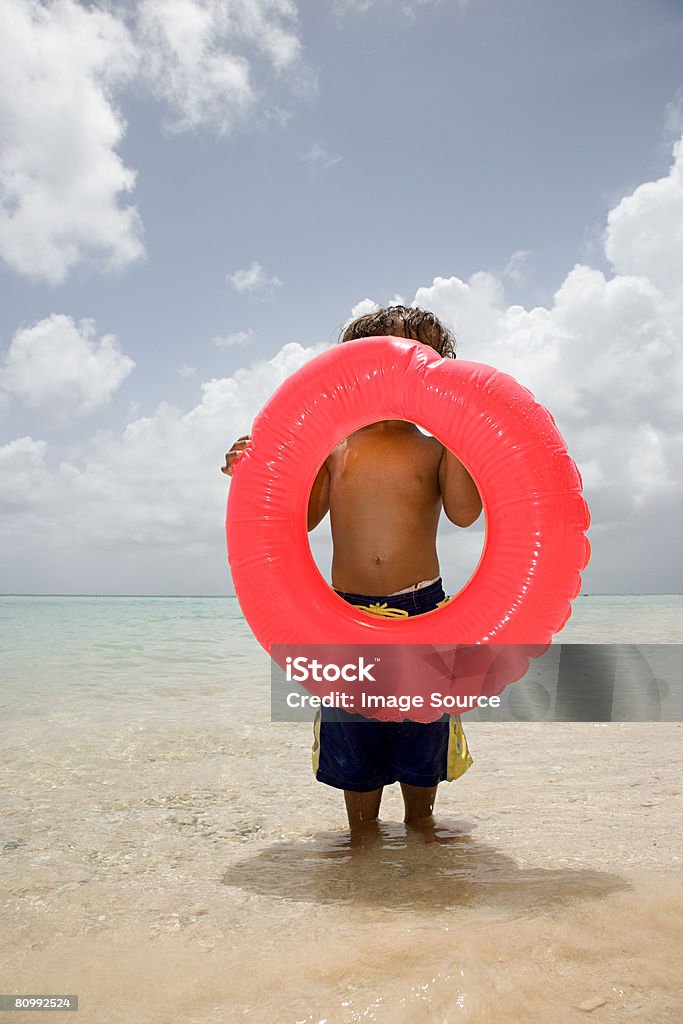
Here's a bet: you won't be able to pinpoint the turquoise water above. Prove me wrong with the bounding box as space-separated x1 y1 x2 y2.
2 594 682 701
1 593 681 734
0 593 681 715
1 596 267 701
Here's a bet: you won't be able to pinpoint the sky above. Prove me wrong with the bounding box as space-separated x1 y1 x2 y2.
1 0 682 595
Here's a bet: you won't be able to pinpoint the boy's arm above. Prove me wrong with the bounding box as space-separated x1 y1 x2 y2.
438 446 482 527
307 460 331 531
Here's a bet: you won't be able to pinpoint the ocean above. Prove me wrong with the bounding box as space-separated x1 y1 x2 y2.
1 595 682 1022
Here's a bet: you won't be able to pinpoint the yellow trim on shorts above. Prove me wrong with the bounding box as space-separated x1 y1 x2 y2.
311 709 321 774
351 602 409 618
446 715 473 781
311 693 473 783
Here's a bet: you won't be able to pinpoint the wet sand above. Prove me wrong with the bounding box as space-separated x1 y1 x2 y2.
1 718 681 1023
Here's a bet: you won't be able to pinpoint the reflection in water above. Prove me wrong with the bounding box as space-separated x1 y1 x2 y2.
222 822 627 913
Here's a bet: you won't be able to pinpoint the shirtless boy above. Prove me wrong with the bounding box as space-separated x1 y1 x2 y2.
222 306 482 833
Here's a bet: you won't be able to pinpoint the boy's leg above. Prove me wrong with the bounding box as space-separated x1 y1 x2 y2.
313 709 391 826
400 782 438 824
344 787 383 829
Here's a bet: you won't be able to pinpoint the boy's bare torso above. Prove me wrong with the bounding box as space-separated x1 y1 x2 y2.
318 421 445 595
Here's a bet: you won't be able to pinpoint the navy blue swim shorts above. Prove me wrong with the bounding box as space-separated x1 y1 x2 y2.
312 577 473 792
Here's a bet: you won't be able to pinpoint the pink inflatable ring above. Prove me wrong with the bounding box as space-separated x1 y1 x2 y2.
226 336 590 655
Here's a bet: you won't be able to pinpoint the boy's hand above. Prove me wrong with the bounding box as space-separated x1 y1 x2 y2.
221 435 252 476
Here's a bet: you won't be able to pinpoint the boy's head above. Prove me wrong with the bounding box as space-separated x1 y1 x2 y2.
339 305 456 359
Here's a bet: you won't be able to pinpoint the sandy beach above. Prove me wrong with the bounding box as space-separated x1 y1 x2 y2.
2 711 682 1023
1 596 682 1022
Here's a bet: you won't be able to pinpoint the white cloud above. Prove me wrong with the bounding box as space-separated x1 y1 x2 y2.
412 141 683 550
0 341 325 586
333 0 372 11
227 261 282 296
347 297 410 323
135 0 304 135
299 143 341 171
605 137 683 295
663 87 683 141
334 0 446 14
228 0 302 69
501 249 533 285
333 0 466 20
0 436 48 511
0 0 308 285
178 364 197 377
0 314 135 421
0 0 143 285
349 298 380 320
213 329 255 348
414 263 682 523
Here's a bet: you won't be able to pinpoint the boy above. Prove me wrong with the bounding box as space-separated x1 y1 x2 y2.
222 306 482 833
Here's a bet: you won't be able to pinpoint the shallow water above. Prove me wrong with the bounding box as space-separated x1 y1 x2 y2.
1 596 682 1022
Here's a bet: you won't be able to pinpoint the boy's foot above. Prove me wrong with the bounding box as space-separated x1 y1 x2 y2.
348 819 383 848
400 781 438 823
405 815 469 845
